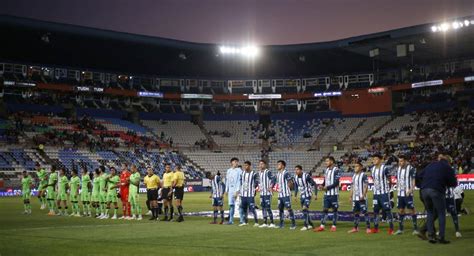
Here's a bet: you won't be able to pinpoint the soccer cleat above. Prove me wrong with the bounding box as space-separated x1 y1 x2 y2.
22 211 28 215
388 229 394 235
74 213 81 217
69 213 75 217
137 215 143 221
119 216 125 220
417 231 428 240
225 222 234 225
40 205 45 210
177 216 184 222
371 228 379 233
308 225 313 230
437 239 450 244
111 215 117 220
314 226 325 232
330 226 337 232
238 223 248 227
268 223 277 228
300 226 310 231
209 221 217 224
412 230 420 236
47 211 55 216
348 228 358 233
289 226 296 230
218 221 224 225
253 223 259 227
259 224 268 228
366 228 372 234
146 210 152 216
56 212 62 216
393 230 403 235
455 232 462 238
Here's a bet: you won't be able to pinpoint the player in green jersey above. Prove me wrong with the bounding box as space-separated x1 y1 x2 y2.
69 169 81 217
56 167 69 216
98 166 109 218
21 171 33 214
102 167 120 219
91 168 101 218
128 165 142 220
35 162 48 210
80 167 92 217
46 165 58 216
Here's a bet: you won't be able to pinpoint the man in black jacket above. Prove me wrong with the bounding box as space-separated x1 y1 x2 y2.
416 154 457 244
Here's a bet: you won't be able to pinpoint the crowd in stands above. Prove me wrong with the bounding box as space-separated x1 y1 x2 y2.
367 109 473 173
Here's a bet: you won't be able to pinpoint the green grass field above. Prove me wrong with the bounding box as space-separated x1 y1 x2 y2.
0 191 473 256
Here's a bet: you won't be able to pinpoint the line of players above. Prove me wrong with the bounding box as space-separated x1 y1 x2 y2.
208 155 463 237
21 162 186 222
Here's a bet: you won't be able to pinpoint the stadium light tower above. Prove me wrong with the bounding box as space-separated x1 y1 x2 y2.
219 45 260 58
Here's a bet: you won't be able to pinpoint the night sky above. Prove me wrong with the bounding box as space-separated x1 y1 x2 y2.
2 0 473 45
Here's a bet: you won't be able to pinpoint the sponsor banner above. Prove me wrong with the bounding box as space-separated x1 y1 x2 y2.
314 91 342 97
3 80 36 87
181 93 213 99
313 174 474 191
138 91 164 98
75 86 104 93
247 94 282 100
411 79 443 88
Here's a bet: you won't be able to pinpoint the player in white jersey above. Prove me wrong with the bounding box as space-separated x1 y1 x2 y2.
258 160 276 228
276 160 296 229
238 161 259 227
225 157 242 225
446 185 462 238
394 155 418 235
208 171 225 224
315 156 340 232
348 161 371 233
370 153 394 235
294 165 317 231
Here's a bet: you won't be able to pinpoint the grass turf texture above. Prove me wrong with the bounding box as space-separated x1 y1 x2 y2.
0 191 473 256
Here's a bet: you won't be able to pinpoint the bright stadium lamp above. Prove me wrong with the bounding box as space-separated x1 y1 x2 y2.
440 23 449 31
452 21 459 29
464 20 470 26
431 25 438 32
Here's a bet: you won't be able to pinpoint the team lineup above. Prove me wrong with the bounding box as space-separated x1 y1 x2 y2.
20 155 463 237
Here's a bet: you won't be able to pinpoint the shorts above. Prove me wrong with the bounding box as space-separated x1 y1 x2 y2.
147 189 158 201
352 200 368 213
22 191 31 200
174 187 184 200
446 197 456 213
57 192 67 201
323 195 339 210
373 193 391 211
38 181 48 191
260 195 272 209
212 197 223 207
99 192 107 203
278 196 292 209
70 193 79 202
107 193 118 203
397 196 414 209
240 196 256 210
128 193 139 204
300 196 311 208
46 186 56 200
120 189 129 202
81 192 91 202
162 188 173 201
91 192 100 202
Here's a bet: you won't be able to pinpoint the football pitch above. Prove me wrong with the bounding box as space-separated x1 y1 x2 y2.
0 191 473 256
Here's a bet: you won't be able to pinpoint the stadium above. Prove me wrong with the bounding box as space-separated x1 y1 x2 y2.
0 1 473 255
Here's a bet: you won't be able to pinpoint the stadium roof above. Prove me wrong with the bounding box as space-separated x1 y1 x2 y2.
1 14 474 79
